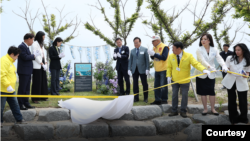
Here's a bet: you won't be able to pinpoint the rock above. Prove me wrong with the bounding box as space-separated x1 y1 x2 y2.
183 123 203 141
215 103 228 112
38 108 70 121
192 114 230 125
54 122 80 138
1 126 12 137
187 105 211 114
3 109 36 122
224 110 250 123
152 115 192 134
80 120 109 138
118 112 134 120
131 106 162 120
159 104 171 113
14 123 54 140
109 120 156 136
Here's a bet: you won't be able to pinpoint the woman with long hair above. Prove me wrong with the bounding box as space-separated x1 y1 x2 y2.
49 37 65 95
194 33 228 115
30 31 48 103
222 43 250 124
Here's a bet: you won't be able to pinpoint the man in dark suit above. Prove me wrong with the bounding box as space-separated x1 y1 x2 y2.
17 33 40 110
219 44 233 89
113 38 130 95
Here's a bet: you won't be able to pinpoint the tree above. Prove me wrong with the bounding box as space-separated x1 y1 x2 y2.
13 0 81 70
230 0 250 38
143 0 232 48
84 0 143 47
212 19 245 51
0 0 10 13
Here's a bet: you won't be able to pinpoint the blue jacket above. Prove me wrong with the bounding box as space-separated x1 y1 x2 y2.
17 42 35 75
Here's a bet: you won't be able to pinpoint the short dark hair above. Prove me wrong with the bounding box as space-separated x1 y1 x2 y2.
24 33 35 40
199 33 214 47
8 46 21 56
53 37 63 47
173 42 184 49
115 38 122 42
223 44 230 47
133 37 141 42
35 31 45 47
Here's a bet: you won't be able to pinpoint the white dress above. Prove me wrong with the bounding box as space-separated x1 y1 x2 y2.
58 95 134 124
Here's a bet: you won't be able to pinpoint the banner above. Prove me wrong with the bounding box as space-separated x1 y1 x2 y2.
78 47 83 63
93 46 101 61
102 45 111 61
69 46 75 59
85 47 92 63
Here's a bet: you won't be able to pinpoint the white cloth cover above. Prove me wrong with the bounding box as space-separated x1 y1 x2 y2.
58 95 134 124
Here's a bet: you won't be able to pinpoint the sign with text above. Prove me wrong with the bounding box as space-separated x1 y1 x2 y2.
74 63 92 92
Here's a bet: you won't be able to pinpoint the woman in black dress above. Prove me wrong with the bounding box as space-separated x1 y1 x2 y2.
30 31 48 103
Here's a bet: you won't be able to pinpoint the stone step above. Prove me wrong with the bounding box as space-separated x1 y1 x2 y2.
108 120 156 136
152 115 193 134
192 114 231 125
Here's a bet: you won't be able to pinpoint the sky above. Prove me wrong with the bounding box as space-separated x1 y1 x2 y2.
1 0 249 75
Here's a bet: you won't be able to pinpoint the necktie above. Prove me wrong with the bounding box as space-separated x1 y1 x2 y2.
177 55 180 66
119 47 121 54
136 48 139 56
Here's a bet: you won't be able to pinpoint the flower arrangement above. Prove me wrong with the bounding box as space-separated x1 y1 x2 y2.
93 60 119 95
47 60 74 92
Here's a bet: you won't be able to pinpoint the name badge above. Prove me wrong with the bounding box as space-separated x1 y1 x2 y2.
176 67 180 71
140 52 144 54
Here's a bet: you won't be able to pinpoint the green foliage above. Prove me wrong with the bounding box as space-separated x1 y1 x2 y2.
84 0 143 47
145 0 231 48
0 0 10 13
231 0 250 36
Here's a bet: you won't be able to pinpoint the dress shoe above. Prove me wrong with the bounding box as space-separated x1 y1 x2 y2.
202 112 207 116
144 99 148 103
56 93 60 95
20 105 27 110
180 112 187 118
15 119 27 124
212 112 219 116
134 99 139 102
24 104 35 109
161 101 168 104
169 112 178 116
150 101 161 105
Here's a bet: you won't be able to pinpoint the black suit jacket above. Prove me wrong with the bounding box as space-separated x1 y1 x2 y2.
17 42 35 75
220 50 233 62
113 45 129 71
49 46 62 69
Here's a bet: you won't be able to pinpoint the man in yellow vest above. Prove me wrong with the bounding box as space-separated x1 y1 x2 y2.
1 46 26 125
167 42 210 118
148 35 169 105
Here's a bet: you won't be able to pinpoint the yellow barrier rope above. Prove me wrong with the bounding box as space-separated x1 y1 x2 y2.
0 70 248 99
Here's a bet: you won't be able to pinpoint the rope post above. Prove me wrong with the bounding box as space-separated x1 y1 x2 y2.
190 79 199 102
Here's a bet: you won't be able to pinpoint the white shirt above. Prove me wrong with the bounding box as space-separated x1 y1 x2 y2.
136 46 141 54
221 56 250 91
23 42 29 48
176 51 183 60
118 45 122 53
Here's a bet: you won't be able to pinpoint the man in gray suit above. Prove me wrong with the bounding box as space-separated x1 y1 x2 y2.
128 37 150 103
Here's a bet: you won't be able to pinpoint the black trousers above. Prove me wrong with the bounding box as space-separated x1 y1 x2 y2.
227 83 248 124
50 69 60 95
133 67 148 101
17 74 31 106
117 68 130 95
31 60 48 101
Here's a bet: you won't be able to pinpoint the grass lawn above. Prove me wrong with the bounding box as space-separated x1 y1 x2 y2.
3 77 250 113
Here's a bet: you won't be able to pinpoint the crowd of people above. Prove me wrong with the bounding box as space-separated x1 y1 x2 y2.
1 32 250 125
113 33 250 124
1 32 65 124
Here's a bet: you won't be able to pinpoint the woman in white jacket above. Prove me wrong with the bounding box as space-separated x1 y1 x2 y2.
222 43 250 124
30 31 48 103
194 33 228 115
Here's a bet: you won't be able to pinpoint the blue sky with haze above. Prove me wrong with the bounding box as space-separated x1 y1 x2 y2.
1 0 249 75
